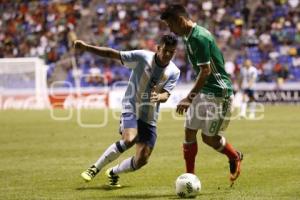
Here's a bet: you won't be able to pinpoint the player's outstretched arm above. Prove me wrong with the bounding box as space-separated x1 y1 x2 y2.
73 40 121 61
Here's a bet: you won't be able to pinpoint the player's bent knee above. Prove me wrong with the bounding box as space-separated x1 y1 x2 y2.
122 134 136 147
122 129 137 147
201 133 210 144
201 134 221 149
123 139 135 148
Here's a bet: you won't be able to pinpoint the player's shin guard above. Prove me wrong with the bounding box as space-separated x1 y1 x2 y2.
217 136 238 160
183 142 198 174
94 140 128 170
111 156 137 175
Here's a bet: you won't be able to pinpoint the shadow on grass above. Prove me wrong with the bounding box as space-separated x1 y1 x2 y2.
76 185 233 199
76 184 131 191
106 194 176 199
105 192 231 199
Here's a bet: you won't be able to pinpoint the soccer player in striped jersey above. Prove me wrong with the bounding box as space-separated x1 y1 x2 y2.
74 35 180 187
161 4 243 185
239 59 258 119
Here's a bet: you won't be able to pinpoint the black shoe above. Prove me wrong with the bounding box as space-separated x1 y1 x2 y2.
105 168 121 187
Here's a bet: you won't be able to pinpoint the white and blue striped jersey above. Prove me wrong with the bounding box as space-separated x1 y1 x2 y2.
120 50 180 126
240 66 258 89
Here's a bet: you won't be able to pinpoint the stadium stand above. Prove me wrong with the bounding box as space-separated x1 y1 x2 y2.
1 0 300 88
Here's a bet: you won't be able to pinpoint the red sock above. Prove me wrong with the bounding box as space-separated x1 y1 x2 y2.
183 142 198 174
221 142 239 160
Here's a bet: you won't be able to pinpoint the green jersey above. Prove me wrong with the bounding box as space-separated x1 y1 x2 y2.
183 24 233 97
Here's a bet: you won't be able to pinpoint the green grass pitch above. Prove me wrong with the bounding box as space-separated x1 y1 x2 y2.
1 105 300 200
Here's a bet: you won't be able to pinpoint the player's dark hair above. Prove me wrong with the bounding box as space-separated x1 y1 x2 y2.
159 34 178 46
160 4 189 20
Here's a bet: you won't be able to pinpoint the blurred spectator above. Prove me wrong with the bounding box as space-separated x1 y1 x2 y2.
1 0 300 87
85 67 103 86
241 4 251 28
273 62 289 87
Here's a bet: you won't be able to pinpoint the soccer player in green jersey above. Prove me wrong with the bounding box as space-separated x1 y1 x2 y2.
161 4 243 185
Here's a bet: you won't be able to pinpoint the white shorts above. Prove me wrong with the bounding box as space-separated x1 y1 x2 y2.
184 93 233 136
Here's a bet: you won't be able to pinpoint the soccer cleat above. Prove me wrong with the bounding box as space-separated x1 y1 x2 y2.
105 168 121 188
229 151 243 184
81 165 99 182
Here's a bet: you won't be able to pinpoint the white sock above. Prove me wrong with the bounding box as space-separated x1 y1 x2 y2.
240 102 247 116
112 156 136 175
249 101 256 116
94 140 127 170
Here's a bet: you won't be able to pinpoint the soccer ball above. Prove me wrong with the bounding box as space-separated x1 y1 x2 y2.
175 173 201 198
